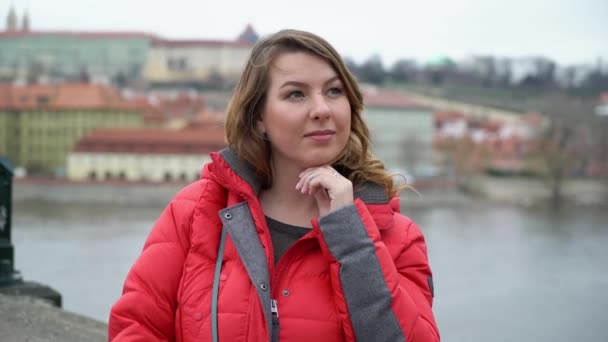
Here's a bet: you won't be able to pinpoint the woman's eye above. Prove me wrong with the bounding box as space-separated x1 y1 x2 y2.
327 87 344 97
286 90 304 100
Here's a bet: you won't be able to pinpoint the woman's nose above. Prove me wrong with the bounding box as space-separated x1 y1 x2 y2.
310 93 331 120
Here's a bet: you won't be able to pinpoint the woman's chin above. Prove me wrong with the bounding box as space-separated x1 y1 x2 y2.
301 154 340 168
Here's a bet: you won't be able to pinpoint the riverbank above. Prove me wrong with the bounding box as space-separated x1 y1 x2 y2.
0 294 107 342
473 176 607 208
12 176 607 209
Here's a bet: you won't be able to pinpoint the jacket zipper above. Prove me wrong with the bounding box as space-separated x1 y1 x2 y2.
271 299 279 342
248 195 314 341
269 241 310 342
246 196 279 341
271 299 279 318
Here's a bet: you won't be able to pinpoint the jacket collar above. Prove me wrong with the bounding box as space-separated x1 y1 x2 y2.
215 148 389 203
207 148 395 229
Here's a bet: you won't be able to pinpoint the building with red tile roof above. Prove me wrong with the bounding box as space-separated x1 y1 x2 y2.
361 86 428 110
0 20 154 83
67 126 226 182
0 83 154 175
73 127 225 154
0 30 156 39
433 110 547 175
150 38 252 49
596 92 608 116
361 87 437 178
144 29 255 88
0 83 143 111
1 8 256 87
237 24 260 45
120 89 213 129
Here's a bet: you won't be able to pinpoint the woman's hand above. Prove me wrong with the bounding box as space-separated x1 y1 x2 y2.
295 166 354 216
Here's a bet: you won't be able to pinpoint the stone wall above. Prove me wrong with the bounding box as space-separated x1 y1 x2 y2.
0 294 107 342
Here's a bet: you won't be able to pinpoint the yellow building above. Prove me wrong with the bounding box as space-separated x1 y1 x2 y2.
143 26 256 87
0 83 149 175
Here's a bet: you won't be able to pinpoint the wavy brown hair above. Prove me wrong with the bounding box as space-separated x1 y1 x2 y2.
224 29 403 198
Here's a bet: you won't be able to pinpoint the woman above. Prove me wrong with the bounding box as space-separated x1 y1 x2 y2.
109 29 440 341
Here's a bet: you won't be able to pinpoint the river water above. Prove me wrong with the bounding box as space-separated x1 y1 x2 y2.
11 199 608 341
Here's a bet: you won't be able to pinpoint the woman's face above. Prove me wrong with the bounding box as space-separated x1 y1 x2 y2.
258 51 351 170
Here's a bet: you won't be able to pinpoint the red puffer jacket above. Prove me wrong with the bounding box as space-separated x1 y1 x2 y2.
109 149 440 341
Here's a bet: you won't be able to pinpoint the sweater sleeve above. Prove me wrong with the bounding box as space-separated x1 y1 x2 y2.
313 199 440 342
108 194 195 341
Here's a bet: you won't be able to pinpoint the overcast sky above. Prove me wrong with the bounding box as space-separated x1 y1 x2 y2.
6 0 608 66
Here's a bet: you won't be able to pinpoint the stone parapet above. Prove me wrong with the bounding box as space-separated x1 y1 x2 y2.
0 293 107 342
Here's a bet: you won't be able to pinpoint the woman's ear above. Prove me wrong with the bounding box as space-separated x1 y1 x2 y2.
257 119 266 135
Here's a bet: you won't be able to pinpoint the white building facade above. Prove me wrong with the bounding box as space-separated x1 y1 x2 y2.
68 152 210 183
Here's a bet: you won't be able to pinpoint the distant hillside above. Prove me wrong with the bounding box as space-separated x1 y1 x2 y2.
391 83 601 114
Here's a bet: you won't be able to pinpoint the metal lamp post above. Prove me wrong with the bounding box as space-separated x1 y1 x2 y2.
0 157 22 286
0 157 61 307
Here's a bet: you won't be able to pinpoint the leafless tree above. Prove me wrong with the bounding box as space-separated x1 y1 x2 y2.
531 93 596 207
399 134 426 176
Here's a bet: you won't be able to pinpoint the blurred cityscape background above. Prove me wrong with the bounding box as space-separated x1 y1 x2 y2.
0 1 607 341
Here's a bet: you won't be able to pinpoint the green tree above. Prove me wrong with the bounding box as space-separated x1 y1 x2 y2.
358 55 386 85
390 59 417 83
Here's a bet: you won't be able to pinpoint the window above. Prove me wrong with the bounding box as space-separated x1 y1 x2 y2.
37 95 50 105
167 57 188 71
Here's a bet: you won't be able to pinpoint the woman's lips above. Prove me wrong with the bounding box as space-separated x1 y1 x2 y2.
304 130 335 142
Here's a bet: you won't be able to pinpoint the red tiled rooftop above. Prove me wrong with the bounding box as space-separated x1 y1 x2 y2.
0 30 251 48
125 91 207 121
481 120 503 133
237 24 259 44
434 111 466 122
159 94 206 118
0 83 149 112
74 127 226 154
520 112 545 127
151 38 253 48
0 30 156 39
362 87 427 110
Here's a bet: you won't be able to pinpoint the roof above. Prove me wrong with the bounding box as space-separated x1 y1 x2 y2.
362 87 428 110
0 30 156 40
123 91 208 122
151 38 253 48
425 56 456 67
0 83 148 112
73 127 226 154
599 92 608 105
237 24 259 44
434 111 467 122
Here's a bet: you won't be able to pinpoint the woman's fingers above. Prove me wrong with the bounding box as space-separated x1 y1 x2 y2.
296 166 353 215
296 169 313 193
297 167 328 194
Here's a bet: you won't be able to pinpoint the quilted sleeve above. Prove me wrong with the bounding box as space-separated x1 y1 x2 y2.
108 183 202 341
313 199 440 342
